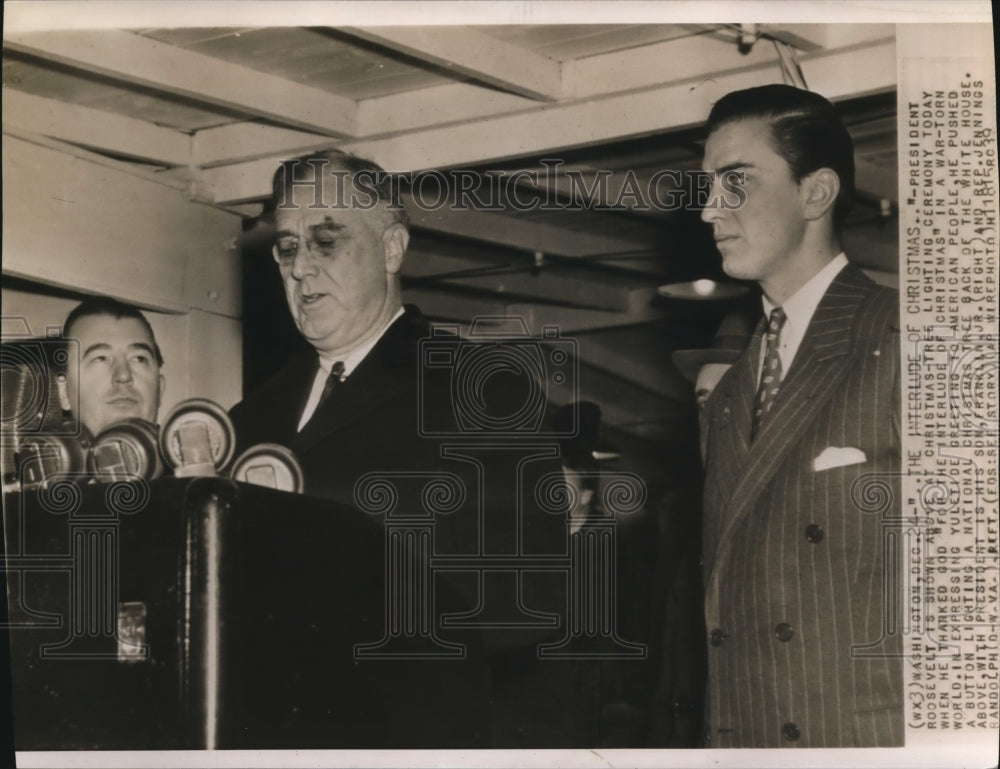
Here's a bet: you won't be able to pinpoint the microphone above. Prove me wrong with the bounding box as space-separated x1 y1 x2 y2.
14 432 90 488
2 343 86 491
90 419 163 482
159 398 236 477
229 443 304 494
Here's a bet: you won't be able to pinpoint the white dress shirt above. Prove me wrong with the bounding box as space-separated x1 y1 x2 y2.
297 306 406 431
758 253 848 384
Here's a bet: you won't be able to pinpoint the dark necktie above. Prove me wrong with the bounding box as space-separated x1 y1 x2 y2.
751 307 786 439
318 360 345 407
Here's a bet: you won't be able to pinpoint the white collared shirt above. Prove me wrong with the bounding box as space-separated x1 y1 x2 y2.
297 306 406 431
758 253 848 384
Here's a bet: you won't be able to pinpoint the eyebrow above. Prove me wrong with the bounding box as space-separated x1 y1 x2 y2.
714 162 753 175
82 342 156 358
274 218 347 241
82 342 111 358
309 217 346 234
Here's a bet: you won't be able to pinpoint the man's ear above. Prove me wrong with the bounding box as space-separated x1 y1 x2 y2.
382 223 409 275
56 374 72 412
801 168 840 221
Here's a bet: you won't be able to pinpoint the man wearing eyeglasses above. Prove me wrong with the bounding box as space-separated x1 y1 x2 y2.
228 150 581 748
230 150 423 481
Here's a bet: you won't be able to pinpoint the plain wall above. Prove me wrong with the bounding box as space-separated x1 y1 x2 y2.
2 135 245 416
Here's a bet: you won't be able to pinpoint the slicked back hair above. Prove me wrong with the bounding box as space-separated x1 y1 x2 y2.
706 84 855 230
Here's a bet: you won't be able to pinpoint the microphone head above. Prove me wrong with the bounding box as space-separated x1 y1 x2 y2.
159 398 236 477
16 433 89 489
91 418 163 482
229 443 304 494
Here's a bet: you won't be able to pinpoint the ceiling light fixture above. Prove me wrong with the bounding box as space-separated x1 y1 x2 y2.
656 279 750 301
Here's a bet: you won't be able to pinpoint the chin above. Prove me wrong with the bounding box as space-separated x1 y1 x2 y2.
720 255 758 282
720 259 747 280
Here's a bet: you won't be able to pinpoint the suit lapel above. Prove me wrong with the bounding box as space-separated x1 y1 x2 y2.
714 265 874 547
293 310 421 454
700 323 760 578
266 351 321 449
708 319 761 495
733 322 761 455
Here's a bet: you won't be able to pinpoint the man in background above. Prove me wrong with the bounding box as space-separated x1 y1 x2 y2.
672 310 755 461
58 297 165 438
644 311 755 746
698 84 902 747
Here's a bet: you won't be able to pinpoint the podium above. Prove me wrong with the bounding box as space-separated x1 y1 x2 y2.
2 477 489 749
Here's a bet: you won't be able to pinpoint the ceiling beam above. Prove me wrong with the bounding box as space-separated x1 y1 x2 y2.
342 26 563 102
3 29 359 137
772 23 896 50
566 27 780 99
3 89 191 167
566 24 893 99
500 162 700 221
194 82 535 167
358 82 534 137
758 24 827 52
401 287 663 336
399 288 508 323
193 124 337 168
354 25 895 136
505 288 663 335
202 38 896 204
403 247 648 312
403 192 639 258
189 36 793 167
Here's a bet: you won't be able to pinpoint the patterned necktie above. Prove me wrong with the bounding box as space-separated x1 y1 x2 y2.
318 360 345 406
751 307 786 439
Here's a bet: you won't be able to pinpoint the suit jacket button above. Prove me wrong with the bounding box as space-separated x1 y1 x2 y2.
775 622 794 642
782 722 800 742
709 628 726 646
805 524 824 543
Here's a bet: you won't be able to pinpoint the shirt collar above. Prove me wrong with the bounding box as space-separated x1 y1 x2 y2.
762 252 848 331
317 305 405 377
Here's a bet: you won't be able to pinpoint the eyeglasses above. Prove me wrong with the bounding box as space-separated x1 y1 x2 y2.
271 234 339 265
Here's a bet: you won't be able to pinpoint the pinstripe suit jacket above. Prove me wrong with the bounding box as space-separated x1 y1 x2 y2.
701 264 903 748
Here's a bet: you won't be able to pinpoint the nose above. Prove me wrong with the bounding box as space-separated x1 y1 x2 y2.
290 246 318 280
700 183 724 226
111 357 133 384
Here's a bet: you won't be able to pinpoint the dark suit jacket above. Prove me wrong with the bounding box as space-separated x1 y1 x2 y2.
230 306 586 746
230 306 456 507
701 264 903 748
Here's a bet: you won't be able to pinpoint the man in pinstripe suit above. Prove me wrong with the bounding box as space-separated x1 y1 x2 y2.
698 85 902 747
